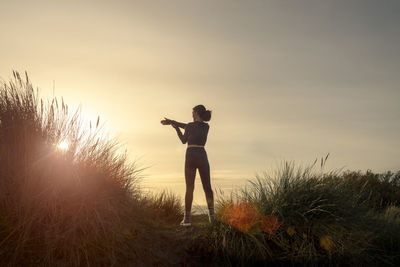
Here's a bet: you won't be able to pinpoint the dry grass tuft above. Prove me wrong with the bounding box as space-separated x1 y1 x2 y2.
0 71 144 266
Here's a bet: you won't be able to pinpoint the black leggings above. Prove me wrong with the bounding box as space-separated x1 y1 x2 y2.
184 147 214 213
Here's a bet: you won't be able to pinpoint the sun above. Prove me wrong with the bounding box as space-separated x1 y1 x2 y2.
57 141 69 150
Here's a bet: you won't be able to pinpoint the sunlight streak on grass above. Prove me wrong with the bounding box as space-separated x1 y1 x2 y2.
57 140 69 150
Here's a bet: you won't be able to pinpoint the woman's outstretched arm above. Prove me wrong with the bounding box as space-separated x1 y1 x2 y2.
171 120 187 129
173 124 189 144
161 118 187 129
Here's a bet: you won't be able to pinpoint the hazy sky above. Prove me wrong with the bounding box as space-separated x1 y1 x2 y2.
1 0 399 205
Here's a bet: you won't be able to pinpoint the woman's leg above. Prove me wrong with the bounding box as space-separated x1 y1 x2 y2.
184 156 196 216
198 152 214 212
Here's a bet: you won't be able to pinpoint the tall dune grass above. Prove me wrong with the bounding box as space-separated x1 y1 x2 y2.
0 71 145 266
209 158 400 266
141 190 183 224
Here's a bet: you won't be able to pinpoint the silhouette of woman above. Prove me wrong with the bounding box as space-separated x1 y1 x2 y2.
161 105 214 226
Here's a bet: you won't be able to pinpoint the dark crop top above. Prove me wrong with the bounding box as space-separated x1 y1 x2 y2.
172 120 209 146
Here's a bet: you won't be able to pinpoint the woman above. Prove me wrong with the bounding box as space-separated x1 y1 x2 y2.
161 105 214 226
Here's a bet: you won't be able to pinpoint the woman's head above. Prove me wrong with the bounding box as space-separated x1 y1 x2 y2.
193 104 212 122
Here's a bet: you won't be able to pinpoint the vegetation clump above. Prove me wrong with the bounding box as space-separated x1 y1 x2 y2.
0 72 181 266
205 158 400 266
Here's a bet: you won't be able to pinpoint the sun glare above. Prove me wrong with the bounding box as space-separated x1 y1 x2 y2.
57 141 69 150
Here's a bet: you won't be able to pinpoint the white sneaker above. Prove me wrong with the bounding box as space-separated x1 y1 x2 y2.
180 218 191 227
208 214 215 223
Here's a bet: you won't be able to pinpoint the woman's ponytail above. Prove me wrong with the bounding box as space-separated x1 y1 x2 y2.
202 110 212 121
193 104 212 122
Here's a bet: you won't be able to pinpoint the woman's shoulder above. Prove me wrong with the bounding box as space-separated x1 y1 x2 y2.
198 121 209 129
185 122 195 129
190 121 209 129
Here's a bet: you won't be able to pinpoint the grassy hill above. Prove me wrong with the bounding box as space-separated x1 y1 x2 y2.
0 72 399 266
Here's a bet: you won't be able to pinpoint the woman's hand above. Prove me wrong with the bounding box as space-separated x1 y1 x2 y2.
161 117 172 125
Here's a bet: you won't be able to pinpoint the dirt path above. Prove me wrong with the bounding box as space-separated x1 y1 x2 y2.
130 215 216 266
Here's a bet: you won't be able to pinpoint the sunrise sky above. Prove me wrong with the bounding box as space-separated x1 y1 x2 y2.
1 0 399 205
